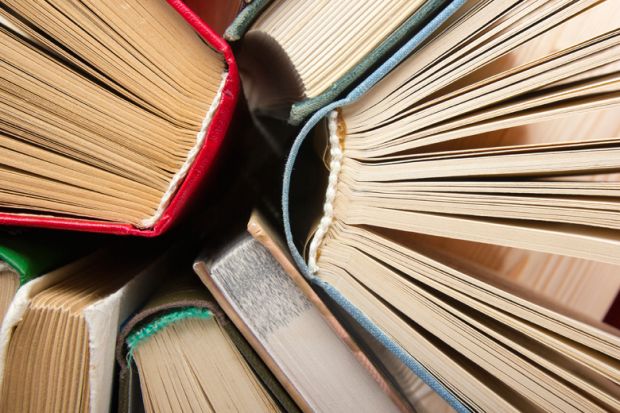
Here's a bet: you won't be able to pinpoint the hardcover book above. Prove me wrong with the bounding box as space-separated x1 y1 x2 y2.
117 271 297 413
0 229 96 323
235 0 449 123
0 0 238 236
224 0 272 41
281 1 620 411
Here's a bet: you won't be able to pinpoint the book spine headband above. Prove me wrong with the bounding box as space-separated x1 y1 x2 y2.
308 110 343 274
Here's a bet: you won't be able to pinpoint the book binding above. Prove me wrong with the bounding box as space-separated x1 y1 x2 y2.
224 0 272 41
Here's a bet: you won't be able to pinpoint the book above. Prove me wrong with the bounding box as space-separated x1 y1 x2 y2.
0 0 238 236
117 271 298 413
194 211 408 412
235 0 449 123
279 1 620 412
0 229 98 323
0 245 168 412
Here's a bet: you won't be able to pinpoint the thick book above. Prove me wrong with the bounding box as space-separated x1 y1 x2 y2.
0 0 238 236
281 1 620 412
0 246 168 412
234 0 448 123
193 212 408 413
116 271 298 413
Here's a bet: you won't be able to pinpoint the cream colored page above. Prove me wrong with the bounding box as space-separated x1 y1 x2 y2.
320 223 620 358
317 240 619 411
317 262 521 412
407 235 620 321
344 0 617 132
134 317 278 413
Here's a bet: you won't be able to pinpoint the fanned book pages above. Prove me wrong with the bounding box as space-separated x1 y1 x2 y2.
0 247 168 413
237 0 449 123
282 1 620 412
116 272 297 413
0 0 238 236
329 289 456 413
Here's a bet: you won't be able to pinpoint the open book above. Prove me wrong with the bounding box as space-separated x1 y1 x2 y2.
0 0 238 235
281 1 620 411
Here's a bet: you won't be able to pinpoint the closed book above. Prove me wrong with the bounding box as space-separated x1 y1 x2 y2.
0 229 97 323
116 272 298 413
235 0 448 123
0 0 239 236
194 212 408 412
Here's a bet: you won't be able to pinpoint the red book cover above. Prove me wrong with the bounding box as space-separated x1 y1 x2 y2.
0 0 239 237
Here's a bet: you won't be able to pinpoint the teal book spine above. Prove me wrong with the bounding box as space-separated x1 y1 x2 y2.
225 0 272 41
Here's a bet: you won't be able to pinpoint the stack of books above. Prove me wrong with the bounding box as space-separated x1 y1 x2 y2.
0 0 619 411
